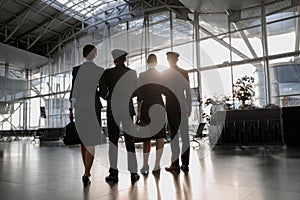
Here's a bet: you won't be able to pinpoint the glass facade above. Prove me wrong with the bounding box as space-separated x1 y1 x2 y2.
1 0 300 130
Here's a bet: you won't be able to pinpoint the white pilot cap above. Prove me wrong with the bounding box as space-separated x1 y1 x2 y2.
111 49 127 61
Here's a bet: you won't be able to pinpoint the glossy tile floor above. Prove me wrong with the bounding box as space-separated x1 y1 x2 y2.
1 138 300 200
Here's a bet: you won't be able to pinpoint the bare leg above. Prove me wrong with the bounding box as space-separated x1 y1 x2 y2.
81 146 87 174
154 138 164 168
84 146 95 176
143 140 151 166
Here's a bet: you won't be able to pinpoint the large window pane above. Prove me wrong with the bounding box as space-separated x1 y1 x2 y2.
65 45 76 72
269 57 300 107
173 42 196 70
199 14 228 39
29 98 40 129
110 32 129 56
41 77 50 95
128 54 146 74
149 12 171 50
172 18 193 45
96 39 111 68
200 37 230 67
128 28 145 57
267 18 296 56
227 27 263 61
201 67 231 100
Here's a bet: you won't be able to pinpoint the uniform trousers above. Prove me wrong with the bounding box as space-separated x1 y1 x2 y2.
167 112 190 167
107 115 138 175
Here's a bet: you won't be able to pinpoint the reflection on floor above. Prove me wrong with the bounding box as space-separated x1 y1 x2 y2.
0 138 300 200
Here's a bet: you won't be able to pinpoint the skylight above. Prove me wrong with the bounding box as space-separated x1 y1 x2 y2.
45 0 127 22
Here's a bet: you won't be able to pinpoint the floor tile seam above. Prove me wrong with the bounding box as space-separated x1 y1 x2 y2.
188 179 260 191
93 187 131 199
240 186 258 200
259 183 300 194
1 184 57 197
244 187 300 196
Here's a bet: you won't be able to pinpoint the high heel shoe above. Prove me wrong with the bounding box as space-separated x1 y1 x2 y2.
131 173 140 185
140 165 149 176
82 175 91 186
152 166 161 177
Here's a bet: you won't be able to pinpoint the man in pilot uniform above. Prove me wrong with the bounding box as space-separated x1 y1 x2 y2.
163 52 192 174
101 49 140 184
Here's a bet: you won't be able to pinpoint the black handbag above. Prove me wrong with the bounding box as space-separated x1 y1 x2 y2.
63 121 81 145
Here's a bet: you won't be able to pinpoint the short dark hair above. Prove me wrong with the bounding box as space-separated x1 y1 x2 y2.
147 54 157 64
83 44 96 59
114 55 126 64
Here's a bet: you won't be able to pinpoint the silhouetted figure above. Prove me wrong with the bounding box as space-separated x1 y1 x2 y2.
69 44 106 186
163 52 192 174
102 49 140 185
137 54 166 178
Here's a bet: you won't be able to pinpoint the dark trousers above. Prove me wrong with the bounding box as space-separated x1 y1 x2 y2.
107 115 137 175
167 112 190 167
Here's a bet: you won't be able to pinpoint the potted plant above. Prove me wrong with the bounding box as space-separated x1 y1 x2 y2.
202 95 231 145
233 76 255 109
203 95 232 125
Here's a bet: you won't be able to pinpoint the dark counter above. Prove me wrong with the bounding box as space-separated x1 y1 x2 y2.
214 108 283 145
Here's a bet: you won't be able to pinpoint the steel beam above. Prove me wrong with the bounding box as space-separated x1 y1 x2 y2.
4 0 54 43
45 6 173 55
18 0 85 40
261 2 271 105
295 6 300 51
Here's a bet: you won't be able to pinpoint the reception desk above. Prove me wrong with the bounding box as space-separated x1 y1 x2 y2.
282 106 300 146
214 108 283 144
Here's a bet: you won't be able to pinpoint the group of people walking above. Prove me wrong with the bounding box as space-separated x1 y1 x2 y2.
69 44 192 187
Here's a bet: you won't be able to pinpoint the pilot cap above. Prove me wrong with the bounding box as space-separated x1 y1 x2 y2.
166 51 180 58
111 49 127 60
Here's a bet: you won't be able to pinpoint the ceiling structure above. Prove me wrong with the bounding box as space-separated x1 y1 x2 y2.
178 0 277 13
0 0 187 59
0 0 287 69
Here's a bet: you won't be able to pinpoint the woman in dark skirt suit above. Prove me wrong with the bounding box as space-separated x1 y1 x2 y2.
69 44 105 186
137 54 166 177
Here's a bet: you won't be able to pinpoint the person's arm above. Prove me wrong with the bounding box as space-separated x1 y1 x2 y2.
160 70 171 97
69 67 77 121
99 70 109 100
133 71 142 121
185 71 192 116
132 70 138 116
137 101 142 121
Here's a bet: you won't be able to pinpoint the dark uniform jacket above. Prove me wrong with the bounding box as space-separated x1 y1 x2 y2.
163 65 191 114
137 68 166 123
102 63 137 117
70 64 105 110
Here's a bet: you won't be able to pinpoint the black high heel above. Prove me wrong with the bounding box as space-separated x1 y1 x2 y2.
82 175 91 186
140 165 149 176
152 166 161 177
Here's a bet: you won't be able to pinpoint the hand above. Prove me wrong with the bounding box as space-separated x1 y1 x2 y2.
136 112 141 121
69 110 74 121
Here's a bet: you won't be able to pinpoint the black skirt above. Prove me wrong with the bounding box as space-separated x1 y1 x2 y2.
134 120 166 143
